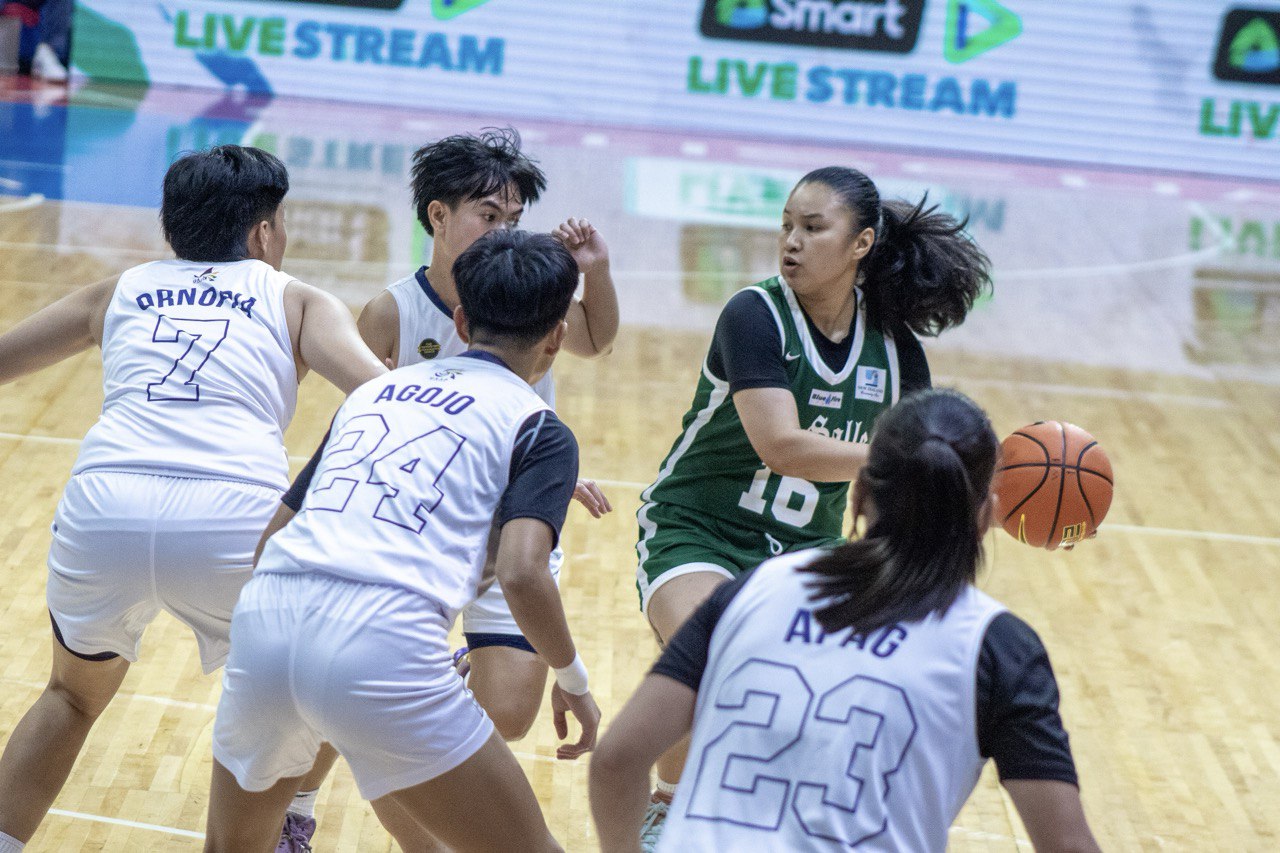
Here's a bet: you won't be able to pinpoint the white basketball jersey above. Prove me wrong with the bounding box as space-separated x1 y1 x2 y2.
387 269 556 407
74 259 297 491
257 354 550 617
660 551 1006 853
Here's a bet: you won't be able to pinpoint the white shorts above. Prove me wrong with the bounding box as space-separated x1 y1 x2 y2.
46 471 280 674
460 545 563 647
213 572 494 802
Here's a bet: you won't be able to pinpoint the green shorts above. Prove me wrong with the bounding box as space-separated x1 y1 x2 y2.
634 500 839 613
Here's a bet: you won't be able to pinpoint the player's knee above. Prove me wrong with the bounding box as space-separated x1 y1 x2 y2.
46 678 113 721
489 701 538 742
203 825 259 853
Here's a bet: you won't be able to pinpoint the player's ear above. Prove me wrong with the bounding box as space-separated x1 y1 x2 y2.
978 489 998 534
851 226 875 261
543 319 568 357
427 200 450 237
453 304 471 344
245 218 271 262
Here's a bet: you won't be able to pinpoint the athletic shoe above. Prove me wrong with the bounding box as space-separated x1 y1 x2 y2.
31 43 67 83
639 798 668 853
275 812 315 853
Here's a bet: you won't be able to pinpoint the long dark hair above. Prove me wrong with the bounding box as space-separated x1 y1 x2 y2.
798 166 991 336
802 388 999 634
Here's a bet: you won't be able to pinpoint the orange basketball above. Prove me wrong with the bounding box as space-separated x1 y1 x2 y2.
995 421 1114 550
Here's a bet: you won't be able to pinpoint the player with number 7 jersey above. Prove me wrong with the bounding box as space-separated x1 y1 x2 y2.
0 146 390 847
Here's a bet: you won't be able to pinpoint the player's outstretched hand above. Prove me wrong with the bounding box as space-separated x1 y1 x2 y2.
573 479 613 518
551 683 601 761
552 217 609 276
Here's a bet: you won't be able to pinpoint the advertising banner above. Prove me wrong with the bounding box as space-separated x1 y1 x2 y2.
69 1 1280 180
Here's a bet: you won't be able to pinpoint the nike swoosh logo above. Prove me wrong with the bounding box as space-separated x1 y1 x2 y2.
784 352 801 362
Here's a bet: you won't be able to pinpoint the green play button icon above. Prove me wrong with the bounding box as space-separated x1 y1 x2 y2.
432 0 496 20
945 0 1022 63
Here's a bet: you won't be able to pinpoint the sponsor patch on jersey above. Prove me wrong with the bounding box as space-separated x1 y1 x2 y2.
418 338 442 359
809 389 844 409
855 366 887 402
430 368 463 381
193 267 218 286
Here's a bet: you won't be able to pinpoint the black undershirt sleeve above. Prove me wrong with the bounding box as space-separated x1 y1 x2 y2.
650 571 755 691
976 612 1079 786
282 426 331 512
496 410 579 547
707 290 789 393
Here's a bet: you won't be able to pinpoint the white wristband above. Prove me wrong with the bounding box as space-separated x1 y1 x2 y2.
554 653 590 695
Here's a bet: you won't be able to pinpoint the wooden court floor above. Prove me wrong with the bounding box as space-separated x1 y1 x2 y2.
2 193 1279 852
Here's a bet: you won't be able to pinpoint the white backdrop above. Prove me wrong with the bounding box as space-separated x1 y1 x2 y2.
70 0 1280 180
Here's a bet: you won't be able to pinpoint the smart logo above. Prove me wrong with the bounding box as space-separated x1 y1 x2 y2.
238 0 495 17
700 0 926 53
944 0 1020 64
1214 9 1280 85
716 0 769 29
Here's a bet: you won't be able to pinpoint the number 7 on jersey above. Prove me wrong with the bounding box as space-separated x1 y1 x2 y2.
147 315 230 402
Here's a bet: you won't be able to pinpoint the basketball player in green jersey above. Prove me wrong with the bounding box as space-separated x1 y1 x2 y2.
632 166 992 848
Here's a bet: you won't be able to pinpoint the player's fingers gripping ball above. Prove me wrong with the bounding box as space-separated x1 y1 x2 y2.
995 421 1114 550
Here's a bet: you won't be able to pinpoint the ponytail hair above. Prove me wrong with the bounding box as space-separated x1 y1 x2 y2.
797 167 992 336
801 389 999 635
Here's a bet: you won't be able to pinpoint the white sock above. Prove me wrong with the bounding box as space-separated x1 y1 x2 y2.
289 788 319 819
0 830 25 852
655 779 678 802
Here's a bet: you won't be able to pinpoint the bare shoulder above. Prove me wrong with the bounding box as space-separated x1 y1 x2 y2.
357 289 400 358
283 278 353 318
86 273 122 345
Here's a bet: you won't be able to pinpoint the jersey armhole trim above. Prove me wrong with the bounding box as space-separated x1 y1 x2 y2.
884 331 901 405
272 271 301 390
967 598 1010 761
744 285 786 358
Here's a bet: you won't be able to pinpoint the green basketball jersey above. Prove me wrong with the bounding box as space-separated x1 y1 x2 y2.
641 276 902 550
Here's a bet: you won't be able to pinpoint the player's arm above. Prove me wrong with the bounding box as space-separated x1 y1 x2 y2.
590 573 747 852
735 389 869 482
0 275 117 385
713 291 868 482
590 675 694 853
979 613 1100 853
553 218 618 358
254 425 329 564
493 410 600 759
356 289 400 367
1004 781 1100 853
254 503 296 566
284 280 388 393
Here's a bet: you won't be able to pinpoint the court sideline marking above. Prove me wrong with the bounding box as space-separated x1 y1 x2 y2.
590 479 1280 547
0 432 1274 548
1 676 590 844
